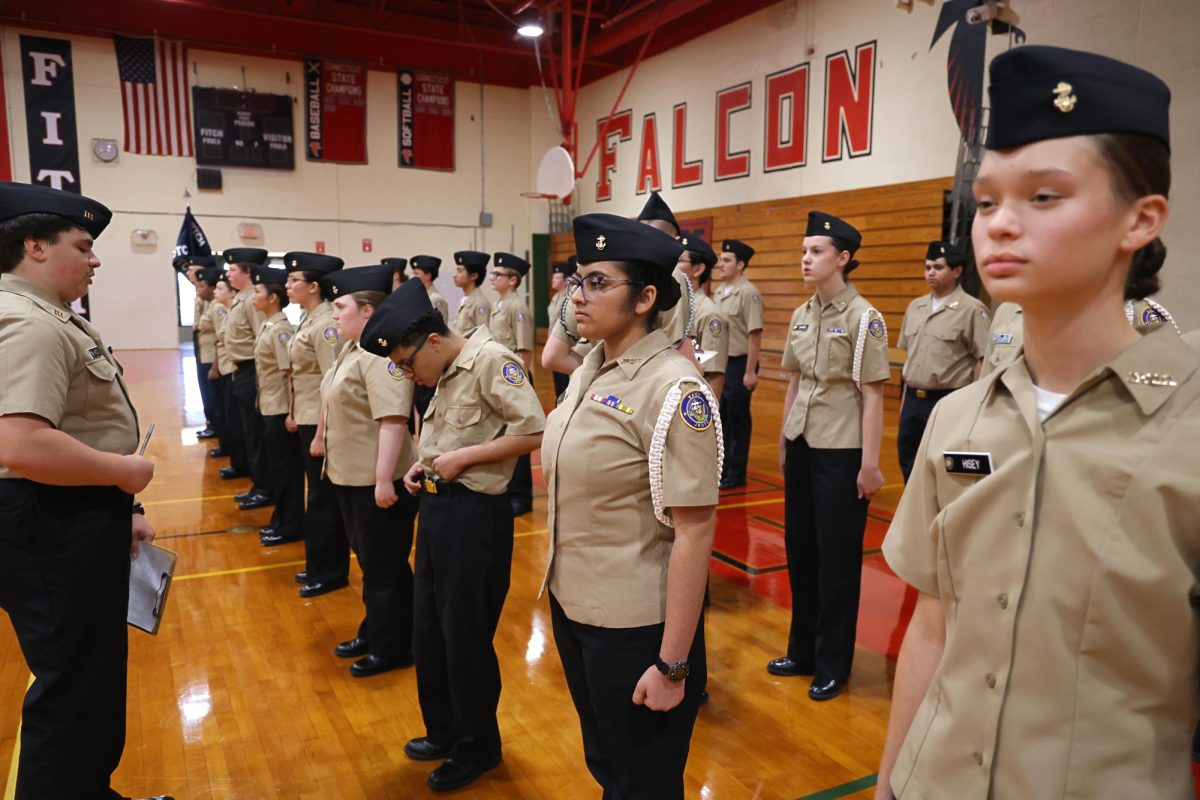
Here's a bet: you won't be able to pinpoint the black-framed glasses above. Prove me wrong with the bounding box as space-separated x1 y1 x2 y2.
395 333 431 374
489 269 519 279
565 273 647 301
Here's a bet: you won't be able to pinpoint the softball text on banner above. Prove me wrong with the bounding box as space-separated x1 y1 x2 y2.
20 35 81 192
397 69 454 171
305 57 367 164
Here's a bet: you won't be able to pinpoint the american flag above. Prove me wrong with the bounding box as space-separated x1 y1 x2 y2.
114 35 193 156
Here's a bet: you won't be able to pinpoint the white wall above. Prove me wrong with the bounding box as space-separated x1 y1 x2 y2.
2 28 536 348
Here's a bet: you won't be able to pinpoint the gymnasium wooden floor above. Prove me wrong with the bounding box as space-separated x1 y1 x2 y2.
0 346 919 800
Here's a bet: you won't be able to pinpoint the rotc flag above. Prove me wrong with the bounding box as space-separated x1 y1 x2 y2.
172 206 212 270
114 34 194 156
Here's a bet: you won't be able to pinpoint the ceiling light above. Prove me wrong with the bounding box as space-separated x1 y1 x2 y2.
517 11 544 37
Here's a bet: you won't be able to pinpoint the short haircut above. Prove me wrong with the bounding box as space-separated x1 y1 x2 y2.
0 213 82 273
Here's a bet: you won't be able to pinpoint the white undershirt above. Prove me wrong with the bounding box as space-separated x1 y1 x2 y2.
931 295 948 313
1033 385 1068 422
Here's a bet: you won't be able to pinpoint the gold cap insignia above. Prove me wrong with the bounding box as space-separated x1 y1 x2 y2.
1053 81 1077 113
331 285 340 295
681 237 688 245
939 246 946 254
497 256 504 265
291 259 298 267
83 210 95 221
595 235 607 251
823 221 831 230
378 338 388 348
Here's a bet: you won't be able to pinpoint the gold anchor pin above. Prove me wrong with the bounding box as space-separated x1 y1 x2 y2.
378 338 388 348
823 221 831 230
1053 81 1077 113
596 235 607 251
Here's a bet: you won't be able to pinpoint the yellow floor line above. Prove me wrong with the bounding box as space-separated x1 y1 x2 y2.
142 492 240 508
174 558 308 582
4 676 33 800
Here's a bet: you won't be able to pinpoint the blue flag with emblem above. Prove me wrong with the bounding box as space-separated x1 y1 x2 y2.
171 205 212 270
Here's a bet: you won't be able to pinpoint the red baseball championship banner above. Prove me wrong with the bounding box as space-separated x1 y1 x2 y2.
397 69 454 171
304 57 366 164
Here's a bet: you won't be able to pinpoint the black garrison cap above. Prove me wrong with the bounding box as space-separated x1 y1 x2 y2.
0 182 112 238
360 278 434 357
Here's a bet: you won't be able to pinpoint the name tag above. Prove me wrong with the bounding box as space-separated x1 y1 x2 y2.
88 346 104 359
792 323 810 332
994 333 1013 345
943 451 993 476
825 327 846 335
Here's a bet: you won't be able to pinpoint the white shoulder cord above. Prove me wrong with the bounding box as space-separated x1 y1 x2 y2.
648 376 724 527
852 309 886 388
681 272 696 340
1125 298 1180 334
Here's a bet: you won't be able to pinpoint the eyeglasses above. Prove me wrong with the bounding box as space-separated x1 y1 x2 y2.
489 269 518 279
395 333 431 374
565 273 647 301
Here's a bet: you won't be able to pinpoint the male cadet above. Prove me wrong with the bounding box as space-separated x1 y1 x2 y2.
221 248 272 508
360 279 545 792
678 236 730 397
383 256 409 291
412 254 450 321
450 250 492 336
184 254 219 440
488 251 536 516
0 183 169 800
715 238 762 489
895 241 989 482
547 256 577 397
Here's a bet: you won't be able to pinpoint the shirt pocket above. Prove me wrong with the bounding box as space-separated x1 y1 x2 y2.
444 405 482 429
926 328 960 364
83 357 119 419
824 329 853 379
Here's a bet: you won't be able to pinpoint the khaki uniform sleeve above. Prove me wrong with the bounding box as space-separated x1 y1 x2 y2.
780 309 802 372
699 314 728 375
654 381 720 509
474 299 492 328
897 304 914 351
362 352 413 420
479 351 545 436
315 324 341 372
250 307 265 336
273 325 294 370
882 403 944 596
859 310 892 384
434 296 449 322
550 317 579 345
744 287 764 334
516 308 534 352
968 303 990 359
0 318 74 425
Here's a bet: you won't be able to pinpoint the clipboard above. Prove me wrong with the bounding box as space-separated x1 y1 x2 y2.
128 541 178 635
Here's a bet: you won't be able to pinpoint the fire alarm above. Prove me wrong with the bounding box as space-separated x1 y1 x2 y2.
362 238 373 253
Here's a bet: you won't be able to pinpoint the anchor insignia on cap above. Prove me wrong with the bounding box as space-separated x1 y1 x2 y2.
595 235 607 251
823 221 831 230
681 238 688 245
291 259 298 267
331 285 340 295
378 338 388 348
1053 81 1077 113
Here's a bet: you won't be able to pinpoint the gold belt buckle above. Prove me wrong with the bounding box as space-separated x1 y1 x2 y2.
423 478 438 495
915 389 928 399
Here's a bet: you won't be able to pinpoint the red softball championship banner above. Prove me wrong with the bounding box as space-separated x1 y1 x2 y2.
304 57 366 164
397 69 454 171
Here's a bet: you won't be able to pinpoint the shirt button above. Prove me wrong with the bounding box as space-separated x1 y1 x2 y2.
973 751 984 765
1016 512 1026 526
998 593 1009 609
986 673 997 689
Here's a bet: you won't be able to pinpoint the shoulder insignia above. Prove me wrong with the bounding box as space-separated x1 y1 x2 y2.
678 389 712 432
867 317 886 340
322 326 339 343
386 361 405 380
751 294 761 303
477 305 490 319
1142 307 1162 325
501 360 526 386
277 331 291 343
517 312 526 322
590 393 635 415
708 319 724 335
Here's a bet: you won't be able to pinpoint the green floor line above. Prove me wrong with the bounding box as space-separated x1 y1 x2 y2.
795 773 877 800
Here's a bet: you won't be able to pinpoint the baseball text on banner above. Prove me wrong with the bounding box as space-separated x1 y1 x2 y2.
305 57 367 164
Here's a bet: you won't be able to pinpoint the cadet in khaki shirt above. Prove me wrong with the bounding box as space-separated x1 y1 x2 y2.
362 280 544 791
193 264 224 448
185 255 220 440
411 255 449 321
895 241 990 481
488 251 536 516
314 264 420 680
878 45 1200 800
536 213 717 797
0 184 161 799
282 252 349 591
450 250 492 336
251 266 303 546
219 248 269 494
767 212 889 702
547 257 577 398
714 238 762 488
677 236 729 397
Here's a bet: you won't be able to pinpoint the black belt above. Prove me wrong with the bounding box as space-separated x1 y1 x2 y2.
906 386 954 400
235 359 255 368
422 478 471 496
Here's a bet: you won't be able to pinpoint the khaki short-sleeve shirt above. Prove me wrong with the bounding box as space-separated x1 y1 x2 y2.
254 312 295 416
452 290 492 337
196 299 220 364
214 304 234 376
193 296 208 328
980 302 1023 377
418 328 545 495
540 329 719 627
223 288 265 364
882 330 1200 800
898 287 990 389
780 284 890 448
0 274 139 480
692 292 729 376
320 341 418 486
427 287 449 323
548 290 568 334
549 310 599 359
289 302 343 425
489 296 533 353
659 269 696 346
716 275 764 357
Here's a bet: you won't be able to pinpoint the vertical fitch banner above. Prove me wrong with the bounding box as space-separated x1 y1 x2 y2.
397 69 454 171
20 35 81 193
304 57 367 164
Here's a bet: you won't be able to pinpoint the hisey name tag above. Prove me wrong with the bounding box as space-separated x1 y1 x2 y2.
943 451 993 476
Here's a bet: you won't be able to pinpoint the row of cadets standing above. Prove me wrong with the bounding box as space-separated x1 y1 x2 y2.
360 278 545 791
317 264 420 677
487 251 536 516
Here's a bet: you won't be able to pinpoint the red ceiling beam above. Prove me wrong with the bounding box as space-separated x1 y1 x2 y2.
587 0 719 55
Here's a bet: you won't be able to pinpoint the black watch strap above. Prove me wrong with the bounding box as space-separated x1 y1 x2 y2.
131 502 145 515
655 657 691 682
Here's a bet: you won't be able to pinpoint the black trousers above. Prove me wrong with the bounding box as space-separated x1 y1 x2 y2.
896 387 953 483
0 481 130 800
262 414 304 538
231 363 268 492
199 363 225 443
550 595 705 800
219 373 249 474
297 425 349 584
414 488 512 761
719 355 754 484
552 370 570 402
783 436 869 682
507 453 533 507
333 482 417 663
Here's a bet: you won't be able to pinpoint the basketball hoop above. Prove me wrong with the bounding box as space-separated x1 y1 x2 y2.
533 146 576 199
520 191 561 200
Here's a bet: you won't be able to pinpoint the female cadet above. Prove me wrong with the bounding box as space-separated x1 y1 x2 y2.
450 251 492 335
210 272 244 471
547 257 577 398
282 252 348 594
316 264 419 678
768 211 890 702
878 47 1199 799
195 265 226 455
250 266 302 546
541 214 720 797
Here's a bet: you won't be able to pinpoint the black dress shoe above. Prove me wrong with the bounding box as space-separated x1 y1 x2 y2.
239 493 274 510
219 466 246 479
235 490 257 503
808 678 844 701
294 571 308 585
300 577 349 597
261 532 302 547
510 500 532 517
718 477 746 490
404 737 453 761
767 656 814 677
334 637 369 658
349 653 410 677
427 753 502 792
208 446 227 458
259 525 276 536
196 428 217 440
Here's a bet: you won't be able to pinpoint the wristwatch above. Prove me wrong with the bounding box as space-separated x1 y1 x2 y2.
131 502 145 516
655 657 691 682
